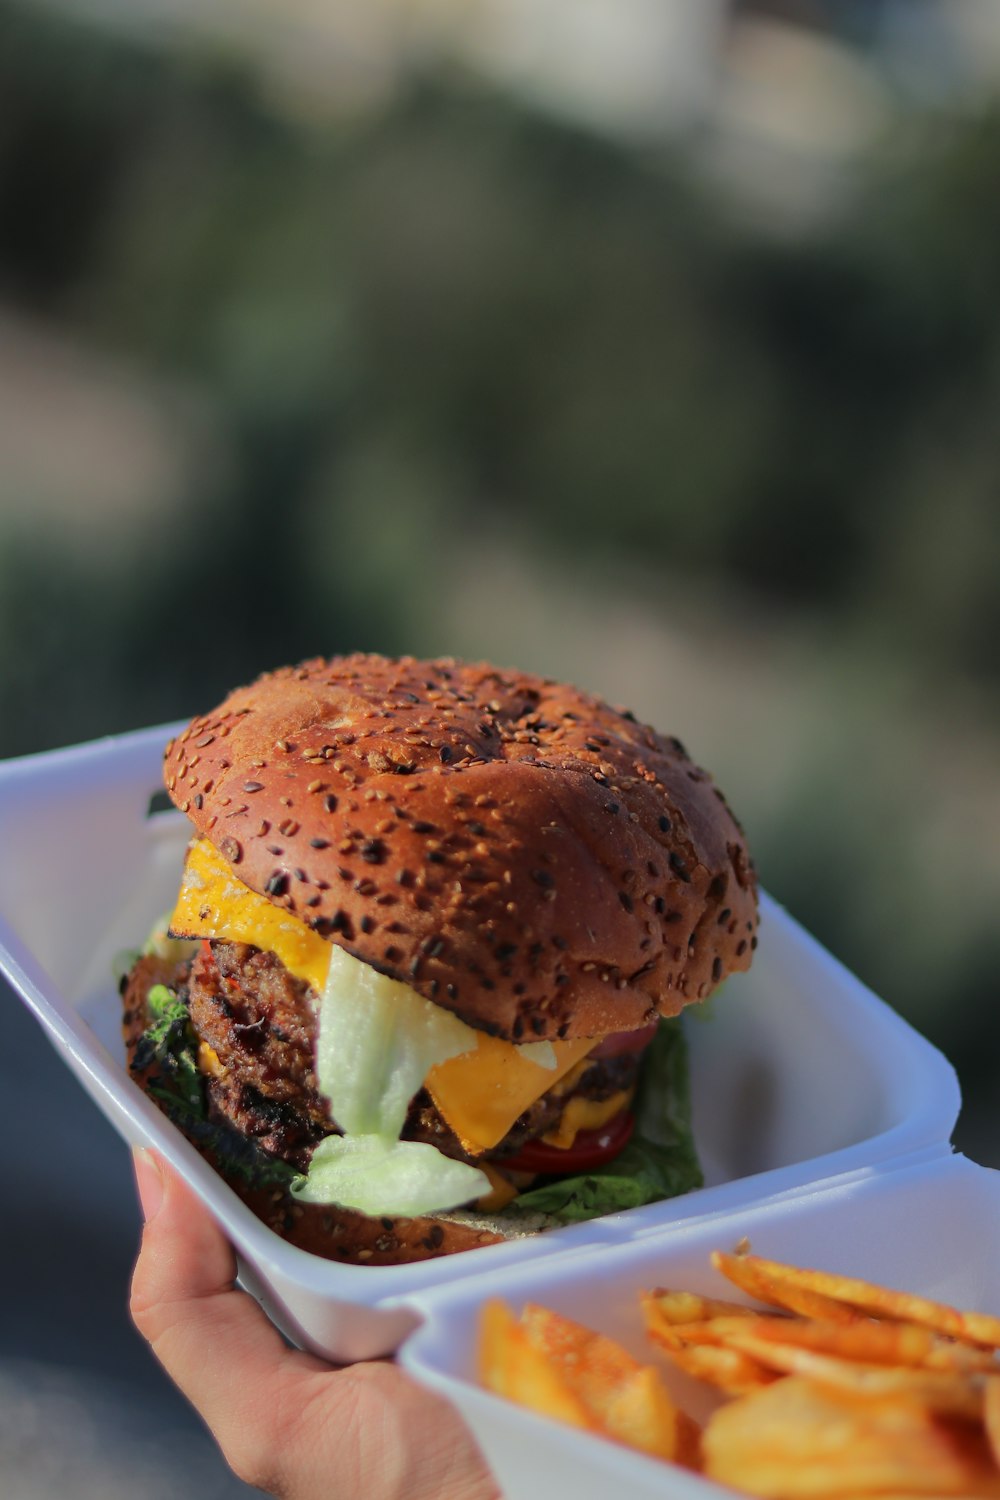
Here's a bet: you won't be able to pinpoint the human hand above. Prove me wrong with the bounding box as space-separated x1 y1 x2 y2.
130 1150 500 1500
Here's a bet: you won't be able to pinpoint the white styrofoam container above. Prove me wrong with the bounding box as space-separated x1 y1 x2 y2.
0 725 963 1365
402 1152 1000 1500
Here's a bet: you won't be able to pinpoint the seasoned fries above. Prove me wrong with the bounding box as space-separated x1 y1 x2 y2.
477 1247 1000 1498
479 1299 697 1463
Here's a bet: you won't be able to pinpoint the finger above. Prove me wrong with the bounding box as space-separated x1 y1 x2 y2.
130 1151 499 1500
130 1151 326 1406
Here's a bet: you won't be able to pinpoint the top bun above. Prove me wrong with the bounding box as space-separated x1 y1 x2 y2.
164 655 758 1041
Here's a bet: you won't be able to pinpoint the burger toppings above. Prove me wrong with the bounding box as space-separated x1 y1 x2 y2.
122 653 759 1262
172 836 600 1166
292 1135 488 1218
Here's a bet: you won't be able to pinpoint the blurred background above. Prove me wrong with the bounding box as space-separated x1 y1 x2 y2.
1 0 999 1492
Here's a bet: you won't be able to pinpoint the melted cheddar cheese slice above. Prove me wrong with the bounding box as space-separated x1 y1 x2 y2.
171 836 333 995
170 838 594 1154
426 1034 593 1152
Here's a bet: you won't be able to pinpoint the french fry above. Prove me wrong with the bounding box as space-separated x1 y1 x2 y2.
644 1289 759 1326
478 1299 594 1430
702 1375 1000 1498
712 1250 864 1324
478 1250 1000 1498
671 1311 994 1371
719 1335 985 1419
640 1291 778 1394
712 1251 1000 1349
983 1376 1000 1468
483 1300 694 1461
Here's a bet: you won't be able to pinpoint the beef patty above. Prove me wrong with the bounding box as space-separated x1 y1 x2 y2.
140 939 642 1172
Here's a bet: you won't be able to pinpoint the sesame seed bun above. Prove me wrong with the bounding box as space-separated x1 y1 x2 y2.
164 654 758 1040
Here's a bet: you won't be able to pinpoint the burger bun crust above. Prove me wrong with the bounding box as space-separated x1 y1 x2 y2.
164 654 758 1040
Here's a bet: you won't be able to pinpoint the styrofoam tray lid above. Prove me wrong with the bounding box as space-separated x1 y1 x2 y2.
0 726 963 1363
402 1152 1000 1500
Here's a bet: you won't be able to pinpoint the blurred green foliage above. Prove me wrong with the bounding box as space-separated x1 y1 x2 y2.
0 3 998 1148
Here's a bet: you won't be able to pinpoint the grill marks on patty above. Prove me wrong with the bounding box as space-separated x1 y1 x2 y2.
168 939 642 1171
188 941 329 1167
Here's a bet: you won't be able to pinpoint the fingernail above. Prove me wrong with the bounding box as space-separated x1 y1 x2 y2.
133 1147 164 1222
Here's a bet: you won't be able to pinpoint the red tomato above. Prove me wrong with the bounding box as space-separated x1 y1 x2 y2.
501 1108 635 1174
589 1020 659 1059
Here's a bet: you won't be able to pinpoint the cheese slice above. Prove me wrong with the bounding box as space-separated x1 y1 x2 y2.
541 1087 635 1150
171 837 333 995
169 837 595 1153
426 1034 594 1153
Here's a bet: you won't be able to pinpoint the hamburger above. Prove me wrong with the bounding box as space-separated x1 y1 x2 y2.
122 654 758 1263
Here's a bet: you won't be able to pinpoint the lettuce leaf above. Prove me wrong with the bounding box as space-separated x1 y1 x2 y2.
507 1016 702 1224
292 1134 489 1216
315 945 477 1140
131 982 297 1192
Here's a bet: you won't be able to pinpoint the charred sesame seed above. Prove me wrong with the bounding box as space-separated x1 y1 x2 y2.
219 836 242 865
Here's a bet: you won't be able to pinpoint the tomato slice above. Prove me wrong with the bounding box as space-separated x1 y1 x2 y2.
589 1020 659 1059
501 1109 635 1175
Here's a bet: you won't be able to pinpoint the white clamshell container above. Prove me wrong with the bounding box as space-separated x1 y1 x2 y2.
0 725 964 1367
402 1152 1000 1500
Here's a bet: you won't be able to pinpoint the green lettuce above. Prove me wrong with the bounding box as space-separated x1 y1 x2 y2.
507 1016 702 1224
131 982 297 1192
292 1133 489 1216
